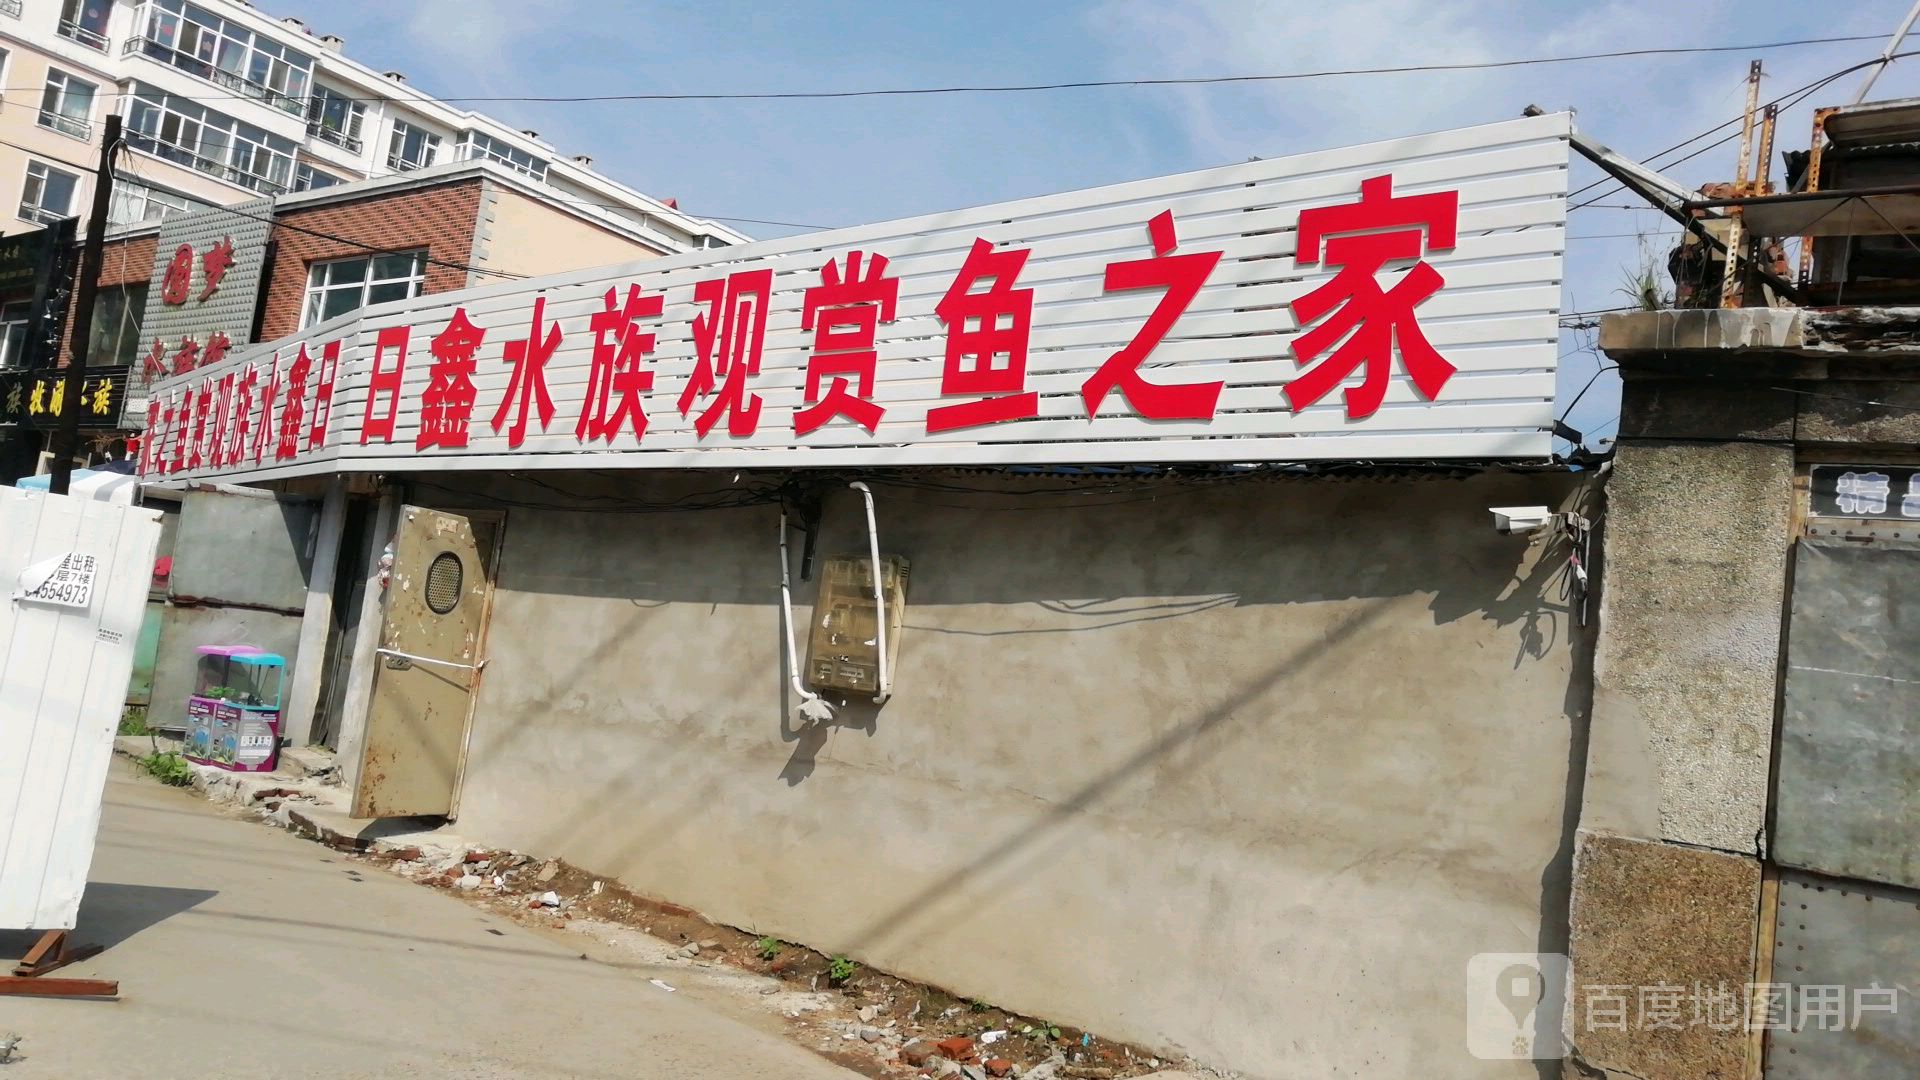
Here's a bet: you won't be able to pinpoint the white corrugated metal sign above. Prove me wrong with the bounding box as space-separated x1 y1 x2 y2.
0 487 163 930
142 114 1570 481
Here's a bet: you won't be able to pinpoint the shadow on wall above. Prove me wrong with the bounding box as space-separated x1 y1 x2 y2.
422 464 1588 837
388 466 1599 1079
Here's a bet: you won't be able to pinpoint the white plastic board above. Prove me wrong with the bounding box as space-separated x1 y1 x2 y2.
143 113 1571 482
0 486 163 930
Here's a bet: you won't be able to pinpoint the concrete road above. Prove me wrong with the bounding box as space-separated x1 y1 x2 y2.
0 763 859 1079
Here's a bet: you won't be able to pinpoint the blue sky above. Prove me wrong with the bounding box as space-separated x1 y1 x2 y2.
283 0 1920 448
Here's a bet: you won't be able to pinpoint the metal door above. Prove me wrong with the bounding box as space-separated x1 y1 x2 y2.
350 506 490 818
1767 537 1920 1076
1773 539 1920 888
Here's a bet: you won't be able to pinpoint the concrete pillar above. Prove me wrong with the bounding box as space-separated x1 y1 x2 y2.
1563 372 1795 1080
282 475 347 749
335 488 399 798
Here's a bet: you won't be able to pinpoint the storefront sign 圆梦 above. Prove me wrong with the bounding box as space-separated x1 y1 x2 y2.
130 201 273 429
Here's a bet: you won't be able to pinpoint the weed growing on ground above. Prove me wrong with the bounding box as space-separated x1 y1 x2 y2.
755 936 784 961
828 954 857 986
142 750 193 787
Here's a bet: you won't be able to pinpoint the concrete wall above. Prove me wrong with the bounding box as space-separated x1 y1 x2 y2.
1583 441 1793 853
474 185 664 279
147 488 316 728
438 469 1593 1080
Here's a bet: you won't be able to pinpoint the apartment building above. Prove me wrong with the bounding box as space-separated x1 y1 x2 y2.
0 0 744 249
0 0 752 479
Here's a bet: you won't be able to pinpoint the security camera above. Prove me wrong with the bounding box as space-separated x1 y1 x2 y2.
1489 506 1553 535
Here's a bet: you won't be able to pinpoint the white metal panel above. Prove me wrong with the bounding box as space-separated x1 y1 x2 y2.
0 487 163 930
144 113 1572 482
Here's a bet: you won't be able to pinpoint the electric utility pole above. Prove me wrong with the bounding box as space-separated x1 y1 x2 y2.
49 113 120 496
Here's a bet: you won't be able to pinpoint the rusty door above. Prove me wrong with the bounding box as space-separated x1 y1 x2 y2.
351 506 491 818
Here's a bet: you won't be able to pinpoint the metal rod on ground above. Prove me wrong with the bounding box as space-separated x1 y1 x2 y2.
48 114 120 497
1853 0 1920 105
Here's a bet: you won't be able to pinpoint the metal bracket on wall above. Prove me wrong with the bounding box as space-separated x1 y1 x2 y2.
1804 519 1920 542
376 647 485 672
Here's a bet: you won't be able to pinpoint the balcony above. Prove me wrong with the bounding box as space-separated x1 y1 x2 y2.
125 132 288 196
38 109 92 141
57 19 109 51
308 122 362 155
122 35 306 117
18 204 71 226
0 1 22 19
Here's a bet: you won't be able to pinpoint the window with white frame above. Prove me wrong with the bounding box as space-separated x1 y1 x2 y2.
386 120 440 173
57 0 110 50
109 179 197 226
306 84 365 152
20 161 79 225
130 0 314 113
125 81 296 194
39 70 96 140
293 163 343 192
457 131 548 180
0 301 31 370
302 252 427 328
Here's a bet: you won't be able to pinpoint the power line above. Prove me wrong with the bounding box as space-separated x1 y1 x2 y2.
694 214 831 230
116 151 525 280
1564 49 1917 212
20 33 1888 107
1557 361 1622 423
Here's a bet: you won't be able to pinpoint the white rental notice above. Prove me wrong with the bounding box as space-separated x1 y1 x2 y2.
0 485 162 930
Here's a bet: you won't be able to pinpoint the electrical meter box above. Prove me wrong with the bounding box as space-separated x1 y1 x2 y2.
805 554 908 695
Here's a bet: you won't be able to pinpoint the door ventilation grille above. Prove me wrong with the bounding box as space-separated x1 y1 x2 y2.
425 551 463 614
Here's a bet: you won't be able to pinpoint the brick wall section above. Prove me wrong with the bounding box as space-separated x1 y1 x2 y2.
258 180 483 342
56 233 158 366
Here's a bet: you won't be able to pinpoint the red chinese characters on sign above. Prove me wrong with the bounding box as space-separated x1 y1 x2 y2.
578 285 661 445
493 296 560 449
419 308 486 450
928 238 1037 434
143 339 169 383
309 339 339 451
1286 174 1459 419
227 364 257 467
253 356 280 464
797 252 895 437
187 377 213 470
161 244 194 306
1085 210 1224 420
207 371 236 469
681 269 773 439
172 336 200 376
203 331 232 370
169 387 190 473
363 326 410 445
279 345 312 461
200 237 235 302
142 401 162 474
